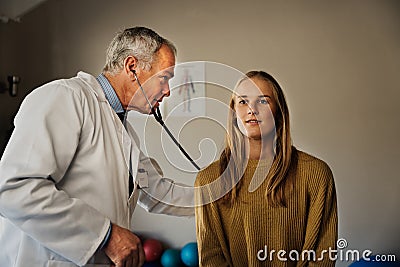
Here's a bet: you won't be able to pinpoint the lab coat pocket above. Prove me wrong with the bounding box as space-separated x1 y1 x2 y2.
46 260 111 267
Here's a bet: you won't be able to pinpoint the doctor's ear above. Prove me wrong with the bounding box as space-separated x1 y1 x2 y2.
124 56 138 78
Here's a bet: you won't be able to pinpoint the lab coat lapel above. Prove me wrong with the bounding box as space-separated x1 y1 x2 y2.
120 122 132 174
127 121 140 185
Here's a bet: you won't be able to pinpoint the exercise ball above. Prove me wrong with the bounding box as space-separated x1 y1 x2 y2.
180 242 199 267
161 249 183 267
143 238 163 262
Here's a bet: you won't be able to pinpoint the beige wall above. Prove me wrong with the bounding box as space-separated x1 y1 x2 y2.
1 0 399 265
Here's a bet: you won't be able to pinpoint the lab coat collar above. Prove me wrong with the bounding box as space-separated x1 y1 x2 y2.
77 71 108 102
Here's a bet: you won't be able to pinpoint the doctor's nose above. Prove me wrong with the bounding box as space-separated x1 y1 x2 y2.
162 84 171 97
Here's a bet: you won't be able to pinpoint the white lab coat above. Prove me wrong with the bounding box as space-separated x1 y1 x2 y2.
0 72 194 267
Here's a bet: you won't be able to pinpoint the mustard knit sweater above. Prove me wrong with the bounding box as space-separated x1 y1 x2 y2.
195 150 338 267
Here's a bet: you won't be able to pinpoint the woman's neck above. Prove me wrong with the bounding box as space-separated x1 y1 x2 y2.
246 137 275 160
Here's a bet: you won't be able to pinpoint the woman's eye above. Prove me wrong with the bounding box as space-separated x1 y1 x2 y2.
259 99 269 104
238 99 247 104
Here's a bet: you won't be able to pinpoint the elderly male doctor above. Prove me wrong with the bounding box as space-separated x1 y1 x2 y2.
0 27 194 267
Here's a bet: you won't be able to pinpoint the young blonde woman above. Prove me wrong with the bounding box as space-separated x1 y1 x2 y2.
195 71 338 267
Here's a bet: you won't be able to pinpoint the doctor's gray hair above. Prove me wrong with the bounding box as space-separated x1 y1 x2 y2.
103 27 177 74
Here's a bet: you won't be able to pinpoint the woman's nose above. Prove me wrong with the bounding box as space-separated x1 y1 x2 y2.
247 104 259 115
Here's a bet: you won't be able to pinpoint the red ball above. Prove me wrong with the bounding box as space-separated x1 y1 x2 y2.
143 238 163 262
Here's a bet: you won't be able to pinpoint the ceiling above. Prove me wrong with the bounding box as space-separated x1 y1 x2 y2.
0 0 48 23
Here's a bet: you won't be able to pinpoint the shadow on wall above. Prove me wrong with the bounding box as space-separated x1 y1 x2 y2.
0 82 17 157
0 115 15 158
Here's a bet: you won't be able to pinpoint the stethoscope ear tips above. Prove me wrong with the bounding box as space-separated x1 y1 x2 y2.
131 69 138 81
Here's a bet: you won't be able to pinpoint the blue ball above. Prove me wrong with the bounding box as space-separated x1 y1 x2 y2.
180 242 199 267
161 249 183 267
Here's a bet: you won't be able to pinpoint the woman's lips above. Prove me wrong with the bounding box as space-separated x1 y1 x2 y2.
246 119 261 124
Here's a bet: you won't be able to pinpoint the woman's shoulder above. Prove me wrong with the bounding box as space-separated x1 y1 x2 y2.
195 160 222 186
295 149 334 185
296 150 331 170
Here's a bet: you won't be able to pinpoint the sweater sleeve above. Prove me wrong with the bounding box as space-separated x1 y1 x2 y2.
298 160 338 267
195 167 231 267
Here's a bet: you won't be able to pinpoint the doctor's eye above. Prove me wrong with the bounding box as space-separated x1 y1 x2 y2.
159 76 169 83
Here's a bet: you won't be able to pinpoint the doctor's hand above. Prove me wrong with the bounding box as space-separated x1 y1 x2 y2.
103 223 145 267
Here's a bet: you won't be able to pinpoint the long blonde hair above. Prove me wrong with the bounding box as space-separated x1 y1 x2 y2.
219 71 296 206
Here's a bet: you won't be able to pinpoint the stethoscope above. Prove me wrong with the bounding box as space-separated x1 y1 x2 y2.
131 69 200 171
